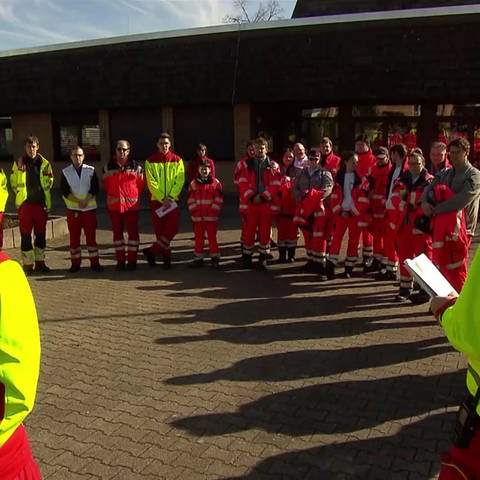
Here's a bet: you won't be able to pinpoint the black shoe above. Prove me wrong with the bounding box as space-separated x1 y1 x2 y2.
69 264 81 273
325 259 335 280
409 289 430 305
257 254 268 271
278 248 287 263
125 263 137 271
376 269 396 281
189 259 204 268
302 260 315 272
142 248 156 267
242 254 253 269
287 247 296 263
363 258 381 273
343 266 354 279
116 262 126 271
266 253 274 260
35 263 51 273
162 255 172 270
90 263 103 272
395 288 412 303
210 257 220 269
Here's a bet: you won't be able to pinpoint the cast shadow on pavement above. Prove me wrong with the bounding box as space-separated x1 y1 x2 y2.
170 371 463 437
219 411 455 480
164 337 451 385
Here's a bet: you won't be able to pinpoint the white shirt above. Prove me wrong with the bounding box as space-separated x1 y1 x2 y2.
386 165 402 209
341 172 355 211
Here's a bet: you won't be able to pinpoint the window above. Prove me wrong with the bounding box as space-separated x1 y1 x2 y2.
353 105 421 117
0 126 13 158
59 124 100 160
301 107 339 149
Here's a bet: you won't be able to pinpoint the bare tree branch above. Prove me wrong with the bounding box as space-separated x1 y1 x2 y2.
223 0 284 24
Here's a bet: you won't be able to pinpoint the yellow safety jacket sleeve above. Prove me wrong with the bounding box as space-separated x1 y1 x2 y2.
0 257 41 447
441 246 480 411
145 157 185 202
0 169 7 212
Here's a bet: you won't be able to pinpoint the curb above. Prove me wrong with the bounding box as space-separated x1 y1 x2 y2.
2 214 68 249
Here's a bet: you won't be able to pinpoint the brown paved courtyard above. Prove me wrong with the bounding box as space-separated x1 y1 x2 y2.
4 200 472 479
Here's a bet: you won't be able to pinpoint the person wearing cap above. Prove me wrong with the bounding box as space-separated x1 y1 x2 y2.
355 135 376 270
236 136 281 270
292 149 334 278
365 146 392 277
10 135 54 274
61 146 103 273
0 250 42 479
430 248 480 479
103 139 146 271
420 136 480 295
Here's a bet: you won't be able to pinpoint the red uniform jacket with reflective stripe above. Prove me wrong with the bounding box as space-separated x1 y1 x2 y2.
187 177 223 222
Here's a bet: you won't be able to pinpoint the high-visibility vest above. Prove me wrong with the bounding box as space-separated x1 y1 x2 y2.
62 164 97 211
10 155 54 209
0 168 7 212
0 251 41 448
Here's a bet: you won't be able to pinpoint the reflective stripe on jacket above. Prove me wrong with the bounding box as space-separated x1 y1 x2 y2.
187 177 223 222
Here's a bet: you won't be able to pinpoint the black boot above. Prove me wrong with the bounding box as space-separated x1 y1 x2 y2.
325 259 335 279
343 266 354 279
242 254 253 269
318 263 328 281
363 258 381 273
258 253 268 270
287 247 296 263
278 247 287 263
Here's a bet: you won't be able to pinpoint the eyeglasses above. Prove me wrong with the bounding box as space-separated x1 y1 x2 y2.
116 147 129 152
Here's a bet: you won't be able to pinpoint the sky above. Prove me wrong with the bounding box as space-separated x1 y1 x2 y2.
0 0 297 52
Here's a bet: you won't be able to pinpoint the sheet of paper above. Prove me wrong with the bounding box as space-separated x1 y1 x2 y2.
155 200 178 218
404 253 458 298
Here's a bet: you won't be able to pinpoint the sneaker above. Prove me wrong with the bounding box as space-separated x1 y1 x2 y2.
142 248 156 267
35 263 51 273
409 289 430 305
395 288 412 303
90 263 103 272
69 264 81 273
125 263 137 271
189 259 204 268
116 262 126 271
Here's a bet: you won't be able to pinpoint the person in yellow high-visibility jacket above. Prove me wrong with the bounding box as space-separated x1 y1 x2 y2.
0 251 41 479
431 247 480 479
10 135 54 274
0 166 8 249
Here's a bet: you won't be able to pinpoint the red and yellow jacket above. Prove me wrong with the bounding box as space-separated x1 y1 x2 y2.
103 159 145 212
0 252 40 477
145 151 185 202
187 177 223 222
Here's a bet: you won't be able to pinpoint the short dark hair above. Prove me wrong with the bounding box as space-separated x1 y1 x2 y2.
321 137 333 146
156 132 171 143
430 141 446 152
448 136 470 153
254 137 268 147
390 143 408 159
355 134 370 145
25 135 39 146
70 145 84 154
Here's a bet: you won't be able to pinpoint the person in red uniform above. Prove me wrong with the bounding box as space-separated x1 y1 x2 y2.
277 149 299 263
236 137 281 270
389 151 433 302
61 146 103 273
187 162 223 268
355 135 376 269
0 251 42 480
186 143 216 184
326 151 370 278
103 139 146 271
292 150 334 279
365 146 392 276
10 135 54 274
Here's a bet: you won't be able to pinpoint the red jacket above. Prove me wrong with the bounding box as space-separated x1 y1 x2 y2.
320 152 341 179
356 150 376 178
187 177 223 222
277 175 296 216
103 159 145 212
369 163 392 219
236 156 281 215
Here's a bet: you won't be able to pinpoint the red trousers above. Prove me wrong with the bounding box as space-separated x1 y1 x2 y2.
383 224 398 272
243 203 272 256
109 210 140 264
361 228 373 260
438 422 480 479
148 203 180 257
0 425 41 480
66 209 99 266
433 237 470 293
301 215 327 263
18 203 47 252
370 216 386 262
0 211 3 249
329 214 361 266
276 214 297 248
397 228 432 290
193 221 219 257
